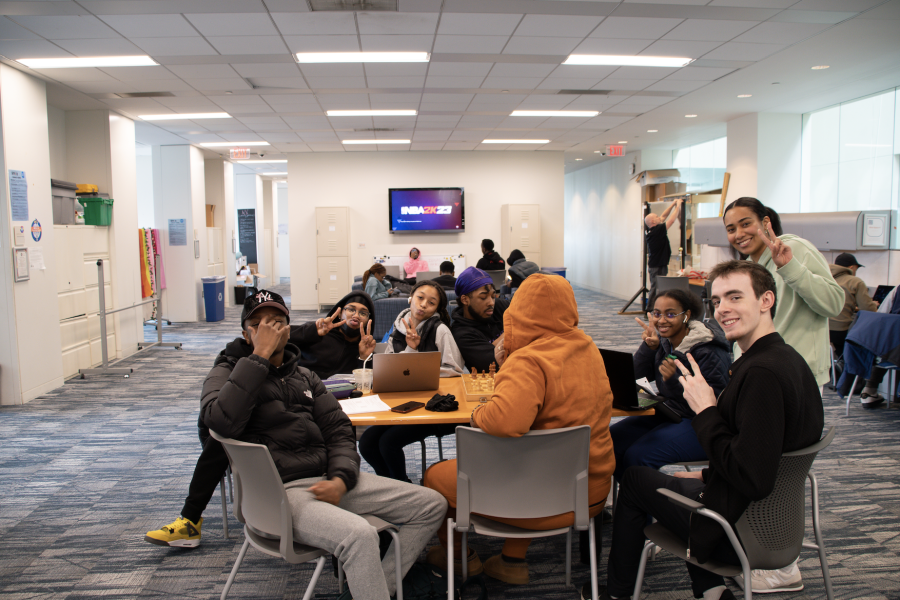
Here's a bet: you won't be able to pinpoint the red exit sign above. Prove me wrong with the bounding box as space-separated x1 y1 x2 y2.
606 145 625 157
230 148 249 159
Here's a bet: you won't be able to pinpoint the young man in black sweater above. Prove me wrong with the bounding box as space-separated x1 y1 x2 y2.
591 261 824 600
450 266 508 372
475 238 505 271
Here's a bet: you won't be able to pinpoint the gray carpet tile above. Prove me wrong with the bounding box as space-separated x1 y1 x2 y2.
0 281 897 599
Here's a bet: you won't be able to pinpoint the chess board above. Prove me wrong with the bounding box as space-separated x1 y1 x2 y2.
462 373 495 404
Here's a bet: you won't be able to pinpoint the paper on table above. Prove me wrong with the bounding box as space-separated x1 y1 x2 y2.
338 395 391 415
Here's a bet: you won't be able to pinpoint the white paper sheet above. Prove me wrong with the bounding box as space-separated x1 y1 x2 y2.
29 247 45 270
338 395 391 415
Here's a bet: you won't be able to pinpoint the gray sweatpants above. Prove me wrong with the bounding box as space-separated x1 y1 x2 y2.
285 473 447 600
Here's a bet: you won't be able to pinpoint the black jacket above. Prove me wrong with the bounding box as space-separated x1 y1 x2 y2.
431 274 457 291
450 299 508 372
476 251 505 272
290 290 375 379
200 339 361 490
689 333 823 563
633 319 731 418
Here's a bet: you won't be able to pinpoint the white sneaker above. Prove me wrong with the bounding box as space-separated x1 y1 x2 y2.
733 560 803 593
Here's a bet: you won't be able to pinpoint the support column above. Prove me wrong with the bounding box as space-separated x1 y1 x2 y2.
263 179 279 286
277 183 290 282
205 158 236 306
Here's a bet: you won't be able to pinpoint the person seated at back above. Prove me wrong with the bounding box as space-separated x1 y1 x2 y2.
196 291 446 600
475 238 505 272
358 280 465 483
611 289 731 484
145 290 377 549
363 264 396 301
431 260 457 291
450 266 509 372
594 261 824 600
403 247 428 283
506 249 539 289
424 274 615 586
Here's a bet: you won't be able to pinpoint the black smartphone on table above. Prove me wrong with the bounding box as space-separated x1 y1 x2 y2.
391 401 425 414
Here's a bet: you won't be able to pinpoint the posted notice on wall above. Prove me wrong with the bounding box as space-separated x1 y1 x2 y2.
168 219 187 246
29 247 45 270
9 170 28 221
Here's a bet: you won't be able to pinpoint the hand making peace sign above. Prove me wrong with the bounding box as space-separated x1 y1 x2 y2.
674 354 718 414
358 320 376 359
315 308 346 337
635 312 660 350
758 221 792 268
404 317 421 350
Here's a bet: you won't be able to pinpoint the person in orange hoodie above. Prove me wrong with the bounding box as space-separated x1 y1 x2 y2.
423 273 615 585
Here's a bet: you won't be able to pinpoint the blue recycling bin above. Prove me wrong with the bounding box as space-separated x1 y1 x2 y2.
202 276 226 322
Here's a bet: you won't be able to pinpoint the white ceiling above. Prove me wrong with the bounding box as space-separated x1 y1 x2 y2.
2 0 899 175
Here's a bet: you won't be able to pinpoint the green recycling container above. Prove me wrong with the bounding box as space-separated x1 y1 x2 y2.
80 197 114 226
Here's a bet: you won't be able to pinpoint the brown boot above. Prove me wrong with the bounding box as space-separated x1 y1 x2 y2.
483 554 529 585
425 544 484 577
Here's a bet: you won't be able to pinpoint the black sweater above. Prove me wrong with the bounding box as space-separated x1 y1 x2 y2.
290 322 362 380
476 251 505 272
690 332 824 563
450 299 508 372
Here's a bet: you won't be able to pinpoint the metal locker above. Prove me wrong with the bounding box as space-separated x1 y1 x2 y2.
316 207 350 257
317 256 350 309
501 204 541 260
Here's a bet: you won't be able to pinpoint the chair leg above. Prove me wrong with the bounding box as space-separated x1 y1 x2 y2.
588 518 598 600
808 473 835 600
227 467 234 503
847 375 860 404
337 559 344 593
447 519 455 600
437 436 444 462
611 479 618 518
632 540 653 599
386 529 404 600
461 530 468 581
221 535 250 600
220 477 229 540
565 528 572 588
301 555 327 600
420 440 427 482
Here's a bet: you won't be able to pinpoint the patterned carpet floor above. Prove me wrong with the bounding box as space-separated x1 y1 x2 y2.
0 280 898 600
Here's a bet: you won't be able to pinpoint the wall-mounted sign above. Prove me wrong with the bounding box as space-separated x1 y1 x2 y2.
606 145 625 157
9 170 28 221
13 247 29 282
168 218 187 246
230 148 249 160
31 219 42 242
238 209 257 264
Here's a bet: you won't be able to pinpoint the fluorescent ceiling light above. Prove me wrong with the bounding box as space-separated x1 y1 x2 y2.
811 65 830 70
296 52 429 63
510 110 599 117
341 139 410 144
563 55 693 67
262 172 287 175
845 143 891 148
737 94 752 98
647 130 658 133
618 141 628 144
140 113 230 121
327 109 417 116
237 160 287 163
18 55 158 68
594 150 601 153
200 141 269 147
685 114 697 118
575 158 583 161
482 139 550 144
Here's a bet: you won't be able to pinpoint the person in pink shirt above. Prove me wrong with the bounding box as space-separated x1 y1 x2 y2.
403 247 429 282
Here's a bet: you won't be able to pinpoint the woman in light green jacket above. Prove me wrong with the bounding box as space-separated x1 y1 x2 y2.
722 198 844 388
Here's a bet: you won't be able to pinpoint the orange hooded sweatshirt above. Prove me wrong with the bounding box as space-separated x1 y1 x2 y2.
472 273 615 506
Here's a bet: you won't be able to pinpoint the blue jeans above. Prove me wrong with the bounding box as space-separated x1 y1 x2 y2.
610 414 707 481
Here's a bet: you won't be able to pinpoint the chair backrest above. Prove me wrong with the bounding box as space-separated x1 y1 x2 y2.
734 427 836 570
210 429 289 539
417 271 440 281
455 426 591 530
373 297 409 341
484 270 506 289
657 276 691 294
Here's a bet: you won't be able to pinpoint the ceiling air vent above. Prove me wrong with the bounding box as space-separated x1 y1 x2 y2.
557 90 611 95
309 0 397 10
114 92 175 98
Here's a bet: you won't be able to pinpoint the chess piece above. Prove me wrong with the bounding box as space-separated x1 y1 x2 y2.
471 367 477 377
489 362 496 380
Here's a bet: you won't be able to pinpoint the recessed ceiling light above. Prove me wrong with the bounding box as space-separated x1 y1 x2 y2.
327 109 417 116
237 159 287 163
618 141 628 144
296 52 429 63
510 110 599 117
575 158 583 161
594 150 601 153
341 139 411 144
563 55 693 68
17 55 158 68
140 112 230 121
811 65 829 70
685 114 697 118
262 172 287 175
482 139 550 144
200 141 270 147
647 130 658 133
737 94 752 98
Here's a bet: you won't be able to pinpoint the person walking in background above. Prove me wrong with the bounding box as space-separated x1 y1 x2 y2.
645 198 682 303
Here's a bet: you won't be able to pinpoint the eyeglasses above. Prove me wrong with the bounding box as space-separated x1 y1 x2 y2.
343 306 370 319
650 309 687 320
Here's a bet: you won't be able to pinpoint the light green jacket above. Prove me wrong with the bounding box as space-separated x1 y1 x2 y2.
735 234 844 386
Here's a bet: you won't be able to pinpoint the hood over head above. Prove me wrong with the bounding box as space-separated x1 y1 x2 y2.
507 249 525 265
503 274 578 354
327 290 375 332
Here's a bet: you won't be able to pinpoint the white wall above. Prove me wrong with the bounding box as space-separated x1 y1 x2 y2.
725 113 759 204
47 104 66 181
136 145 154 228
288 151 565 310
277 184 290 280
263 179 279 286
757 114 802 214
204 158 236 305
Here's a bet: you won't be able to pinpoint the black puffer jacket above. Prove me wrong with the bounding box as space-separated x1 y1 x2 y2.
200 338 360 490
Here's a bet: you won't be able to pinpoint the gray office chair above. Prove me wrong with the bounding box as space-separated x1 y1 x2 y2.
485 270 506 290
845 362 898 415
447 426 599 600
632 427 836 600
209 430 404 600
219 468 233 539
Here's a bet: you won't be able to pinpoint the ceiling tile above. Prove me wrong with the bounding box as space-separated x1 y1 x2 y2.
206 36 289 55
306 142 343 151
185 13 278 36
449 130 484 141
300 63 364 77
596 78 658 90
101 98 169 111
207 94 270 106
413 130 452 140
589 16 683 39
232 63 302 78
732 22 829 44
515 95 573 109
662 18 758 41
468 93 527 107
366 76 426 87
458 115 505 126
312 93 370 108
131 37 219 56
480 76 543 89
789 0 881 9
129 79 197 92
0 39 69 59
644 79 707 92
302 131 339 141
572 38 655 55
708 0 795 7
536 78 604 90
424 76 485 87
66 80 137 94
371 117 417 127
52 38 143 56
410 142 445 150
502 37 580 55
427 61 493 76
416 115 462 124
368 92 421 103
497 115 545 128
12 15 120 39
608 66 680 79
640 39 722 58
357 12 439 34
237 116 287 125
364 63 428 76
0 17 41 40
97 14 198 37
283 35 360 53
702 41 784 60
185 77 252 91
250 77 308 89
283 116 331 128
168 64 239 79
437 13 522 35
155 96 221 108
442 142 478 150
360 35 435 52
487 62 555 77
100 66 179 80
433 35 508 54
422 92 473 103
515 14 603 37
582 115 632 128
261 132 302 142
664 65 735 80
547 65 617 79
30 67 116 82
616 94 674 106
305 76 368 89
270 12 356 35
262 94 322 108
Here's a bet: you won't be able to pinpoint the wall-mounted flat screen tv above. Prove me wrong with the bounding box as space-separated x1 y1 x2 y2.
389 188 464 234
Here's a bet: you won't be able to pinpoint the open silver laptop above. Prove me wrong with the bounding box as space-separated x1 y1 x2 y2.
372 351 441 393
384 264 401 279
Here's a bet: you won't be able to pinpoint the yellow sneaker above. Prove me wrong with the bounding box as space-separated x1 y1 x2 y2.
145 516 202 548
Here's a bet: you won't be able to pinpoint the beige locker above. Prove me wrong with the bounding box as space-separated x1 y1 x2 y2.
316 207 349 257
500 204 541 261
317 256 350 308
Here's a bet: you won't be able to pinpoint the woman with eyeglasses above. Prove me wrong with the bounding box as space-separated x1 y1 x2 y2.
359 279 465 483
610 289 732 482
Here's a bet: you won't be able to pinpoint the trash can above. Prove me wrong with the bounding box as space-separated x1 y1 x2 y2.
202 276 226 322
80 197 114 226
541 267 567 279
234 285 249 305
